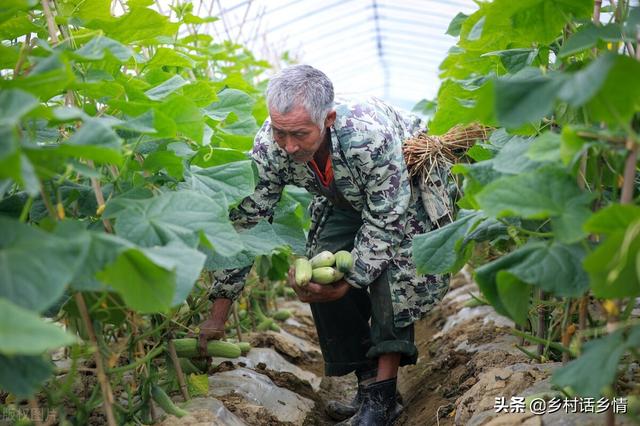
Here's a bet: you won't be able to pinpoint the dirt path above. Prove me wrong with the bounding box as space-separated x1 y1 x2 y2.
162 269 637 425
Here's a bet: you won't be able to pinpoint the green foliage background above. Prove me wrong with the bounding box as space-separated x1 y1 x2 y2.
0 0 308 420
413 0 640 401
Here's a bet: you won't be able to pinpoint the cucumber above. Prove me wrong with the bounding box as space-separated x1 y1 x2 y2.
256 318 274 331
312 267 343 284
294 258 313 286
172 338 241 358
272 309 292 321
179 357 203 374
236 341 251 354
151 385 188 418
334 250 354 273
310 250 335 268
225 339 251 355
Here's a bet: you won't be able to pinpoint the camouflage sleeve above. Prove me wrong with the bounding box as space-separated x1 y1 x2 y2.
210 122 286 300
344 124 411 289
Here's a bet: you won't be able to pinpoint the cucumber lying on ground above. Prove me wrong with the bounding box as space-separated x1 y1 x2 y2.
151 385 188 418
272 309 292 321
172 338 241 358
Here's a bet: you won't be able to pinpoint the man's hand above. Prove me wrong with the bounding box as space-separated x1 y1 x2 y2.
288 266 350 303
196 298 231 357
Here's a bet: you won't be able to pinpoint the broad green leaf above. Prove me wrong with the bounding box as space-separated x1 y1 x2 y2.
0 89 38 126
466 144 493 162
0 216 88 312
102 186 154 218
221 115 259 136
179 161 255 205
147 48 195 69
182 81 219 107
557 53 615 107
476 244 538 317
114 111 158 134
0 13 41 39
57 118 123 165
482 48 538 73
0 54 74 100
204 88 255 121
506 241 589 297
495 272 529 326
158 95 204 142
560 126 587 166
476 166 592 243
462 217 509 246
586 54 640 126
67 230 134 291
584 204 640 234
236 220 285 255
491 135 539 174
0 354 53 398
477 240 589 311
453 161 503 209
467 16 485 41
0 298 76 355
0 126 20 177
190 147 248 167
585 220 640 299
0 44 20 70
552 327 640 398
57 0 111 21
527 131 561 163
550 197 593 244
73 36 136 62
446 12 469 37
214 130 255 151
559 23 623 58
272 192 308 253
109 190 243 256
429 78 496 135
96 248 176 313
143 150 184 179
95 7 179 43
495 67 564 128
204 221 287 270
412 212 482 274
142 242 206 306
484 0 592 46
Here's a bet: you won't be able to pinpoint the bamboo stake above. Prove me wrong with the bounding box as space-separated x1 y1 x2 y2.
40 0 59 44
537 290 547 357
75 294 117 426
232 301 243 342
167 340 190 401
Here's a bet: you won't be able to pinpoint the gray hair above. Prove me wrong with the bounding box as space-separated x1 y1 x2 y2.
266 64 334 128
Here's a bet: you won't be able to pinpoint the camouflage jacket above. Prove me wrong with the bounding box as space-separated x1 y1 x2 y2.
212 97 451 327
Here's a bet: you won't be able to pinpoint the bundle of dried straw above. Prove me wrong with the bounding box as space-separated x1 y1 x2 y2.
403 123 492 177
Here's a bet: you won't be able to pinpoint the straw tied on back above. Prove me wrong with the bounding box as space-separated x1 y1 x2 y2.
402 123 492 226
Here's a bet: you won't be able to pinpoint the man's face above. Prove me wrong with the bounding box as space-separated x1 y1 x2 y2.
269 106 334 163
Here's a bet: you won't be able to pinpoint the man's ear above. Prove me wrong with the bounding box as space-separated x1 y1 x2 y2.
324 110 337 128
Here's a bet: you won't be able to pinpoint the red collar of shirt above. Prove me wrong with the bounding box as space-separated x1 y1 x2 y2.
308 152 333 188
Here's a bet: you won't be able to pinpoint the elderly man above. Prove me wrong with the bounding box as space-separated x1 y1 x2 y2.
200 64 451 425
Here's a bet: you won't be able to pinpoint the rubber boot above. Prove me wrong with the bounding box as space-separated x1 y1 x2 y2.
337 377 403 426
325 369 377 421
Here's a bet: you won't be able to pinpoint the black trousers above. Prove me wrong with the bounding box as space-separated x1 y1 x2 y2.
308 206 418 376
